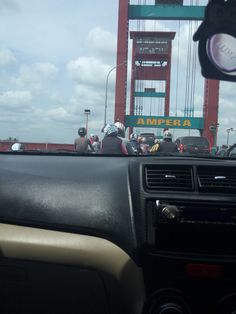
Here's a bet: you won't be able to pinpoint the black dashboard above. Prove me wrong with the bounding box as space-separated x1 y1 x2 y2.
1 153 236 313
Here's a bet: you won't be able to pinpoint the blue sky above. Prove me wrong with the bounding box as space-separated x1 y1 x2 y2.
0 0 235 145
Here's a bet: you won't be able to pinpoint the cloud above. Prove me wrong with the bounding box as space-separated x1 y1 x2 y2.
67 56 111 88
87 27 117 63
46 106 78 124
0 48 17 67
11 62 59 93
34 62 59 79
0 90 33 112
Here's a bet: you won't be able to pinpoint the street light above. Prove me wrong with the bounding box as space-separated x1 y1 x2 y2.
226 128 234 146
104 61 127 126
84 109 91 137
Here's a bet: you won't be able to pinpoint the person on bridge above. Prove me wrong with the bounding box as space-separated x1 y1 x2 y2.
75 127 94 153
153 131 178 154
129 133 140 155
101 124 128 155
90 134 100 153
114 121 134 155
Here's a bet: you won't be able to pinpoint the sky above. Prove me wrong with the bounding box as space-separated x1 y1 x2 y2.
0 0 235 145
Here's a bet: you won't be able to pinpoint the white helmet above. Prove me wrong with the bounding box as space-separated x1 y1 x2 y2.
130 133 137 140
11 143 24 151
104 124 118 136
163 130 172 140
115 122 125 131
115 122 125 137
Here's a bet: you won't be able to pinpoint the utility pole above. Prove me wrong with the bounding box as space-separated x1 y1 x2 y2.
84 109 91 137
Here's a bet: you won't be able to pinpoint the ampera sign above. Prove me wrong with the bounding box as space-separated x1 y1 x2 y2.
125 115 204 130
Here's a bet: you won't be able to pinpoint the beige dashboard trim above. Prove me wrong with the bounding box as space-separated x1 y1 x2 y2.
0 223 145 314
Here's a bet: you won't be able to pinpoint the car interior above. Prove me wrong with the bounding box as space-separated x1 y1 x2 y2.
0 0 236 314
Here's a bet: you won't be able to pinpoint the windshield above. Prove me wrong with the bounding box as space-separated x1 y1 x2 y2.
0 0 235 157
180 137 209 147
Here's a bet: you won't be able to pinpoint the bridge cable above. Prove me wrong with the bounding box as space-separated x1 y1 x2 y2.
175 20 181 117
184 0 193 118
191 0 200 117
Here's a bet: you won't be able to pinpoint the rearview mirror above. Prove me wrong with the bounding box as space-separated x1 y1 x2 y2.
193 0 236 82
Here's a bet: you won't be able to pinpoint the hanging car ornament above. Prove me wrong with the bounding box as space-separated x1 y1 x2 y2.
193 0 236 82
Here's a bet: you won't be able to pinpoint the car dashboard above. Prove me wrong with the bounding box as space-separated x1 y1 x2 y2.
0 153 236 313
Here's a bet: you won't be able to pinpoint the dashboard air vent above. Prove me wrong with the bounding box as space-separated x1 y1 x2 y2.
197 166 236 192
145 165 193 191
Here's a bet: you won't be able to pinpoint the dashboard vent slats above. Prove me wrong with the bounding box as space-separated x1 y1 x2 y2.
145 165 193 191
197 166 236 192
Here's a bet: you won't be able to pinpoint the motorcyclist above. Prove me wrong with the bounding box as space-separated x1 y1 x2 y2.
90 134 100 153
114 121 134 155
154 130 178 153
74 127 95 153
139 137 150 155
149 138 160 153
101 124 128 155
129 133 140 154
89 134 96 145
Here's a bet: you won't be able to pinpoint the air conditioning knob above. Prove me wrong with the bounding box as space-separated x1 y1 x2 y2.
162 205 179 220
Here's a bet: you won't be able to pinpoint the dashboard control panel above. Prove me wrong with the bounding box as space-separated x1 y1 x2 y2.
146 199 236 255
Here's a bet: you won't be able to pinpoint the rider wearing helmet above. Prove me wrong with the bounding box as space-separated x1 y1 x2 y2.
154 130 178 153
74 127 95 153
101 124 128 155
90 134 96 145
114 121 125 138
90 134 100 153
114 121 134 155
139 137 150 155
129 133 140 154
149 138 160 153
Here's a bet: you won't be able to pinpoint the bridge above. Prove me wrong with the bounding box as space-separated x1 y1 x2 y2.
114 0 219 148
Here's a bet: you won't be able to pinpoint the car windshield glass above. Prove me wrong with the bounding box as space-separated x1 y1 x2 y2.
0 0 235 157
181 137 209 146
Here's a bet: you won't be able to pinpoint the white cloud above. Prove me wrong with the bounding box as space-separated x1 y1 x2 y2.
47 106 77 123
34 62 58 79
11 65 42 93
11 62 59 93
0 90 32 112
0 48 17 66
67 56 111 88
87 27 117 63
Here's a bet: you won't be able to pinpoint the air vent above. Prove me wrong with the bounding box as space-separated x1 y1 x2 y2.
145 165 193 191
198 166 236 192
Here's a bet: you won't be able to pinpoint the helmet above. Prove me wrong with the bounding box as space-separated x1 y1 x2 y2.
115 122 125 137
163 130 172 140
154 138 160 144
90 134 99 141
11 143 24 151
115 122 125 131
104 124 118 136
137 136 142 143
140 137 147 144
130 133 137 140
78 127 86 137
